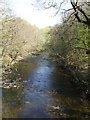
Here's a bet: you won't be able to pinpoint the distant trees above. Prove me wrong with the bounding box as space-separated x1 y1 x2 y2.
2 17 45 70
2 17 25 68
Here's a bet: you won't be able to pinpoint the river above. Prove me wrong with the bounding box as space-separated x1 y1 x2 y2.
2 54 90 118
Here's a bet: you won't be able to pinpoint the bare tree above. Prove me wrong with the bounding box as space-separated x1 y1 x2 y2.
38 0 89 26
70 0 90 26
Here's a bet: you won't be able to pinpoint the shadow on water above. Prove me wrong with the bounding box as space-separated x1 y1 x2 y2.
2 53 90 118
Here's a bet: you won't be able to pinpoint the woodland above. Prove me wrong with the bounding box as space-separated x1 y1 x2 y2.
1 0 89 118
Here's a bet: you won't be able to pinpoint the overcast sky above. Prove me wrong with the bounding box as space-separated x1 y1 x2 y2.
3 0 71 28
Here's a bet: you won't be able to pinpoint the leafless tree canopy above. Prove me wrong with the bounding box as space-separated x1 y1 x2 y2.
70 0 89 26
40 0 90 26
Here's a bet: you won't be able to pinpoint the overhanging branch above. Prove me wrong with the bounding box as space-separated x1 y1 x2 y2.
71 1 90 26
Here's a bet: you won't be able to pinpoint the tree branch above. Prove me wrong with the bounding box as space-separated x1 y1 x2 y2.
71 1 90 26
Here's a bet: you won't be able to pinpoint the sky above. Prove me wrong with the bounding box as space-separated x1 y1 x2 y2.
3 0 72 28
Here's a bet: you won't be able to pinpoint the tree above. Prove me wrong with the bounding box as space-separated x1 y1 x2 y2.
36 0 89 55
70 0 89 26
37 0 89 26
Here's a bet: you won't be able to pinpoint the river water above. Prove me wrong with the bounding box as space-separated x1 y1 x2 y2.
2 54 90 118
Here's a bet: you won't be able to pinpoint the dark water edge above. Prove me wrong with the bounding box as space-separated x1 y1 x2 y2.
2 54 90 118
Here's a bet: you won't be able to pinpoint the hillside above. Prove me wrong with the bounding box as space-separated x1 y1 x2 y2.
2 17 45 67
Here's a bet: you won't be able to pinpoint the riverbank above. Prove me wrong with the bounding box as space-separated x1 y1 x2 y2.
48 53 89 101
